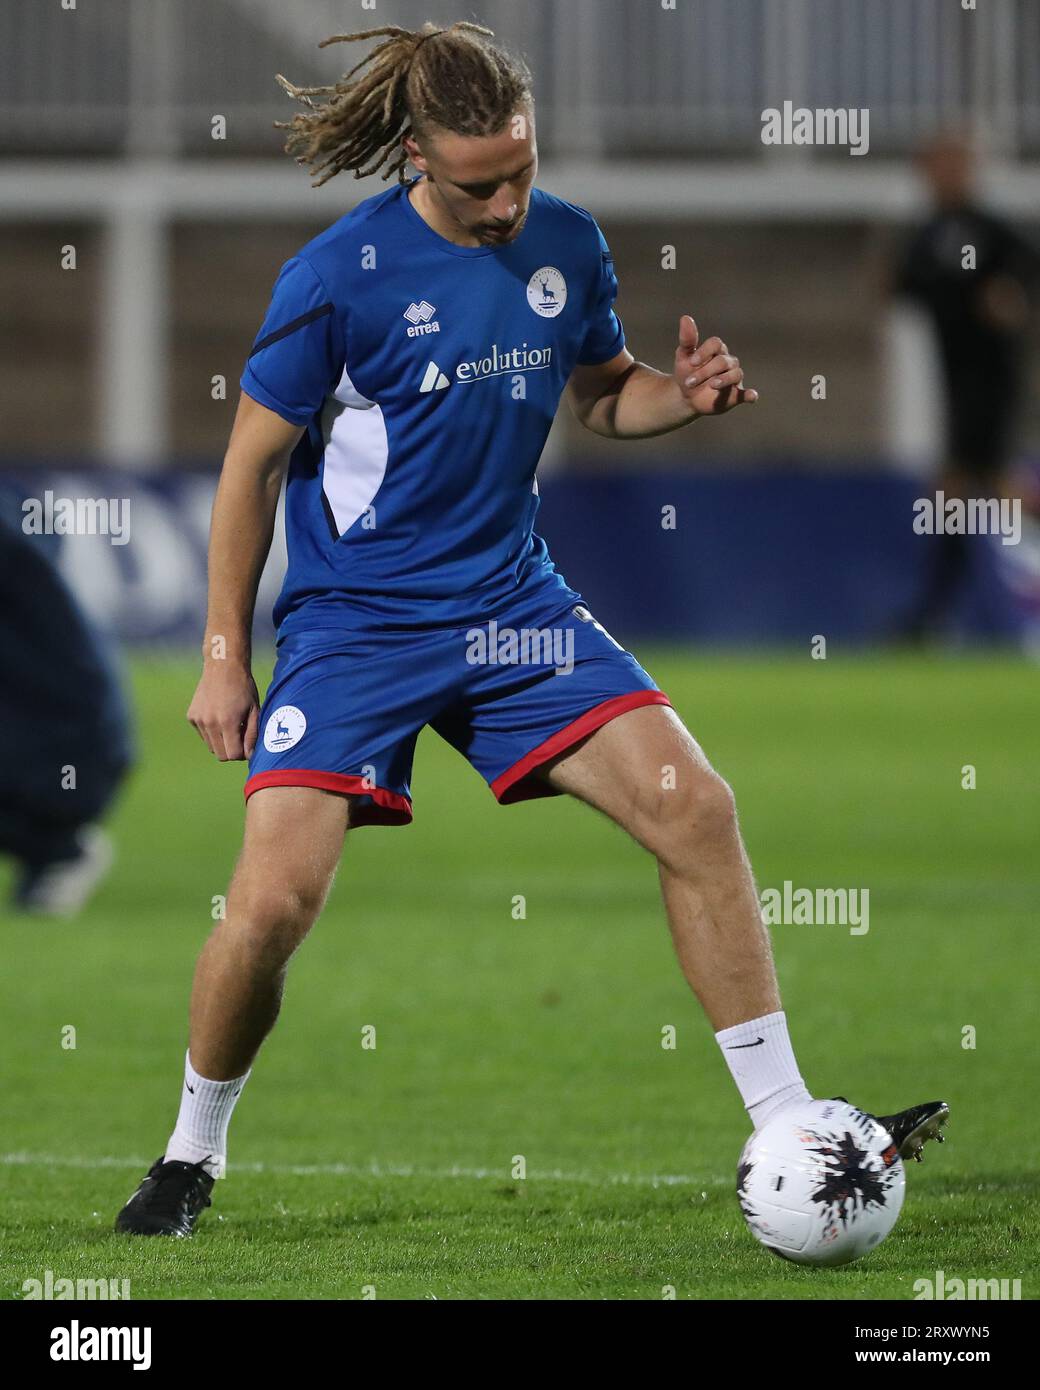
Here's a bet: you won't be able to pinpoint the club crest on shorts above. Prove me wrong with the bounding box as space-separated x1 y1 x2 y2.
527 266 567 318
263 705 307 753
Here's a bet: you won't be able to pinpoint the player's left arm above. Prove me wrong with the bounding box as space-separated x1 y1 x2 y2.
566 313 758 439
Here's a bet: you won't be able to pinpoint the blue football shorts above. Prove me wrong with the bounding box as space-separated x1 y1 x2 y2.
245 589 671 827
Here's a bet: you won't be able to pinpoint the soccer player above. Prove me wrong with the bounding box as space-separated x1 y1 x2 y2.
116 23 947 1236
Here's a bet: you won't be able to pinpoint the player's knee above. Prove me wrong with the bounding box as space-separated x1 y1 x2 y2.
648 767 738 866
682 769 737 840
226 876 328 957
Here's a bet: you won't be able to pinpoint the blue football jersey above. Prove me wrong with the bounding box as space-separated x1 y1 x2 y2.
241 176 625 633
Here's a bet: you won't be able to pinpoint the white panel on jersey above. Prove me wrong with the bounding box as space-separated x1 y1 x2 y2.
320 365 389 538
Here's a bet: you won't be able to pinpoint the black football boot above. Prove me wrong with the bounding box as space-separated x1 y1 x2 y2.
115 1156 215 1236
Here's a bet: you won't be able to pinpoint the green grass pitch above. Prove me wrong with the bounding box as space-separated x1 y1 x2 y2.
1 650 1037 1300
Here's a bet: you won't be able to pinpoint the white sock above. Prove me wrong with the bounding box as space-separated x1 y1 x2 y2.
715 1010 812 1131
164 1051 250 1178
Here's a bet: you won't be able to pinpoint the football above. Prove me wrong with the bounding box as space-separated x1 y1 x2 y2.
737 1099 906 1266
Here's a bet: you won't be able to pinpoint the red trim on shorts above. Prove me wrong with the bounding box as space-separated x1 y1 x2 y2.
491 690 672 805
243 769 413 827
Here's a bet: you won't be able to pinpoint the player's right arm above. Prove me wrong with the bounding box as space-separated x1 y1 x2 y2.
187 392 302 762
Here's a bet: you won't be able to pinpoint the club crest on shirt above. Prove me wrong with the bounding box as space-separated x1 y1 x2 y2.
526 266 567 318
263 705 307 753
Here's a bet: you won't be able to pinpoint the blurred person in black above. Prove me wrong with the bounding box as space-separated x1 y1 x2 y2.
893 132 1039 638
0 493 133 915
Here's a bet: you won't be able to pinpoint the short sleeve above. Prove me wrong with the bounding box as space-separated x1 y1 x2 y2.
240 256 344 425
576 222 626 366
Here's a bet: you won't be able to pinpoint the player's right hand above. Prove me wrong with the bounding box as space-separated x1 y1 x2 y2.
187 662 261 762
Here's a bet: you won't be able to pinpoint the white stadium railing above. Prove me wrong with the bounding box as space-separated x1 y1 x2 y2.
4 0 1039 159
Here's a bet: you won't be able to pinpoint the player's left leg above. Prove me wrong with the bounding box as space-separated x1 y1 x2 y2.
542 703 775 1030
535 701 811 1130
444 593 809 1130
535 702 949 1155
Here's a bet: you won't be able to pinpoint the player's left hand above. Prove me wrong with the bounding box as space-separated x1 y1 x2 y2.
675 314 758 416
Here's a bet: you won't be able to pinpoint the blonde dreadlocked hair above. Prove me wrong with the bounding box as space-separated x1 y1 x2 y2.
275 22 533 187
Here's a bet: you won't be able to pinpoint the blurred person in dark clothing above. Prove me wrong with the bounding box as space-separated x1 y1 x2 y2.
894 132 1039 638
0 495 133 915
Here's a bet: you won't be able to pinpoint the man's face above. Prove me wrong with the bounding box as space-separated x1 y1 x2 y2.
919 136 975 208
405 111 538 246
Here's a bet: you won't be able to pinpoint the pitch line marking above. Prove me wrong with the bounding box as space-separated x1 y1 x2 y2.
0 1151 727 1189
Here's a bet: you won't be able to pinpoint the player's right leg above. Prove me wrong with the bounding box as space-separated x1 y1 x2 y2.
114 785 351 1236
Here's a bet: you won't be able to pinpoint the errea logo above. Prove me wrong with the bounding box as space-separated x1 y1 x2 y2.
404 301 440 336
